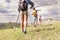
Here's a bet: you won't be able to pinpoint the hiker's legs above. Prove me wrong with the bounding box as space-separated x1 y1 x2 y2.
35 17 37 26
34 17 37 27
21 11 28 33
26 11 28 32
34 17 35 27
39 19 42 24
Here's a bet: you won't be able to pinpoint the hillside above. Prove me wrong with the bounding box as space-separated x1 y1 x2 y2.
0 21 60 40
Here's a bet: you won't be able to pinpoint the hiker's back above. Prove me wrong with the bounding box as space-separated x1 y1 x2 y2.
32 10 37 17
19 0 28 11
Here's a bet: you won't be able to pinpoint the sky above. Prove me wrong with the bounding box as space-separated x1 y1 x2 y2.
0 0 60 23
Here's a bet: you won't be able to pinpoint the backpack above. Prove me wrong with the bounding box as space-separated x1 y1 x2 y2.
32 10 37 17
19 0 28 11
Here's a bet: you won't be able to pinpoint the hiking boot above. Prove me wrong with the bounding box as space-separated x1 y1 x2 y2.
24 31 27 34
34 25 36 27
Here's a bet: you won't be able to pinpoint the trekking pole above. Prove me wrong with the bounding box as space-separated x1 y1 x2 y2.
13 11 20 32
16 12 20 27
16 13 20 23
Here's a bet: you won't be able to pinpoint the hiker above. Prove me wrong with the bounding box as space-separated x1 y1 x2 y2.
39 15 42 24
18 0 34 33
32 7 38 27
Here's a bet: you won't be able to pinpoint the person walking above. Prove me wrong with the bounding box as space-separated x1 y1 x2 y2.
32 8 38 27
18 0 34 33
39 15 42 24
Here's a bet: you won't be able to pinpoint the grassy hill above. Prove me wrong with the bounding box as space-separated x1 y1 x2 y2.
0 21 60 40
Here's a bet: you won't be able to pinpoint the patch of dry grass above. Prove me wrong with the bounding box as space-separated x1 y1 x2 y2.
0 21 60 40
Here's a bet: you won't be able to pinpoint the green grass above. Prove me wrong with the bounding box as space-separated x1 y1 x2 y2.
0 21 60 40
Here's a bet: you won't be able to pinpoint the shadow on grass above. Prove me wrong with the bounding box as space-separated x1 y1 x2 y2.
31 27 55 32
42 24 53 26
0 27 20 30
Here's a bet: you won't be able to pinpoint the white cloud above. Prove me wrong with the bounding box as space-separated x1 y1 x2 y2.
0 0 60 23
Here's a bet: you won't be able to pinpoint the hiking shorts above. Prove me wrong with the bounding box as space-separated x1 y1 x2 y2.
21 10 28 15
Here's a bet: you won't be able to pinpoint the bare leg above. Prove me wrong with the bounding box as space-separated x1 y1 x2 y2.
23 11 28 33
25 12 28 32
34 18 36 27
34 17 37 27
21 12 24 32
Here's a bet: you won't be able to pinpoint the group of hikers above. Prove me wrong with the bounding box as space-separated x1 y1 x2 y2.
18 0 41 34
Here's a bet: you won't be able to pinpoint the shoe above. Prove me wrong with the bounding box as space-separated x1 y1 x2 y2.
24 31 27 34
34 25 36 27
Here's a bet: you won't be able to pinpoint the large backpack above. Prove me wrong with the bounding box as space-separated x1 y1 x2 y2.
32 10 37 17
19 0 28 11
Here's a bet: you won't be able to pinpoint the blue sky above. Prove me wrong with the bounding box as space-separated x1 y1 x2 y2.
0 0 60 23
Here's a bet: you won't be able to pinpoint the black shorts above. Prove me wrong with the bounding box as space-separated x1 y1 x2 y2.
21 8 27 11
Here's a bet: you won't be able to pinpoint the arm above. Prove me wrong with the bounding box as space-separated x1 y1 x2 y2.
27 0 34 9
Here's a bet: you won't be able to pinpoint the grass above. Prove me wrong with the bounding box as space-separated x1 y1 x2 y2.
0 21 60 40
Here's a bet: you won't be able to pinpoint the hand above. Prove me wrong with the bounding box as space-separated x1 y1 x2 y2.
30 7 32 9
